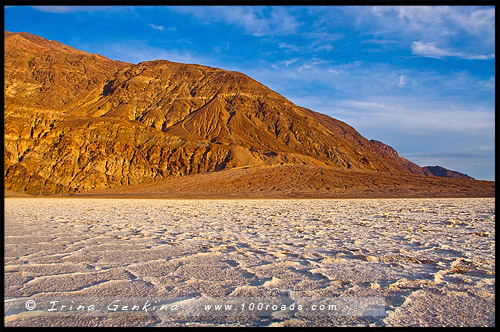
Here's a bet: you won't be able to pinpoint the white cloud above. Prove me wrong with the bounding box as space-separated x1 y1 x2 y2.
170 6 299 36
31 6 77 13
303 31 344 43
148 24 165 32
298 64 313 73
278 42 303 53
398 75 407 86
77 40 217 66
278 39 333 55
338 99 494 135
31 6 115 13
313 43 333 52
282 58 300 66
365 6 495 60
361 39 399 45
411 41 450 58
411 41 494 60
454 9 492 36
371 6 494 37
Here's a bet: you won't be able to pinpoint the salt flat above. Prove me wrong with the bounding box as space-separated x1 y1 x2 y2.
4 198 495 327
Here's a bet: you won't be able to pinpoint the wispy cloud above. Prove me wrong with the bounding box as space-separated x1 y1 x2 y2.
77 40 216 66
272 58 301 68
278 42 304 53
364 6 495 60
371 6 494 38
148 23 165 32
398 75 408 87
31 6 116 13
277 39 334 55
361 39 399 45
303 31 343 42
31 6 78 13
412 41 494 60
337 99 494 135
405 150 489 160
169 6 299 36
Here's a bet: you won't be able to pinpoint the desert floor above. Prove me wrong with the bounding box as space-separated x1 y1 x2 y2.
4 198 495 327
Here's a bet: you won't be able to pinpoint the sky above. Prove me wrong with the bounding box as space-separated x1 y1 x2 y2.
4 5 495 180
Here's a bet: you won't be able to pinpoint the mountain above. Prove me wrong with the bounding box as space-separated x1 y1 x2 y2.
3 31 494 196
422 166 474 180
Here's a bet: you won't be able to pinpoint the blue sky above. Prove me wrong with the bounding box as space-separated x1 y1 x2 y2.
4 5 495 180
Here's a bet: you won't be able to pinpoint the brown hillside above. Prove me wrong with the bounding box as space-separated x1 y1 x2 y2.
63 164 495 199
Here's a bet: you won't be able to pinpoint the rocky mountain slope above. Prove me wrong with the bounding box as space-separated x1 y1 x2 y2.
4 31 492 195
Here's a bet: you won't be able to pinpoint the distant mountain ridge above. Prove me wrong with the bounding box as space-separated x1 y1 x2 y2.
3 31 486 195
422 166 474 180
369 140 474 179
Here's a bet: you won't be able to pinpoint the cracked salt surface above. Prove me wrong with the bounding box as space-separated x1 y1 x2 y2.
4 198 495 327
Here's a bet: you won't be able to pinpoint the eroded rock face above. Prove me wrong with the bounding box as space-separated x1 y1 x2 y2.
4 31 447 194
4 108 237 194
